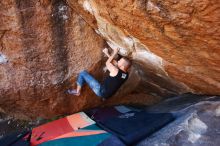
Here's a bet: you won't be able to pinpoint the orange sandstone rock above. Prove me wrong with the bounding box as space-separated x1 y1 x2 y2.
68 0 220 95
0 0 219 119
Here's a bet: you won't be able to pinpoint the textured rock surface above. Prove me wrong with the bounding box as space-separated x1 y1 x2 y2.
68 0 220 95
0 0 158 119
137 94 220 146
0 0 220 119
0 0 106 119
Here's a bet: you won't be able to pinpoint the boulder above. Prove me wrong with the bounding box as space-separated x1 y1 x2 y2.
0 0 219 119
68 0 220 95
0 0 105 119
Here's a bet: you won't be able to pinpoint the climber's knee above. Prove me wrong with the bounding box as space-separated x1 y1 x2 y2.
80 70 88 75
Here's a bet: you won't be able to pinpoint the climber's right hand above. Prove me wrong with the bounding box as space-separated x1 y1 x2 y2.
102 48 108 55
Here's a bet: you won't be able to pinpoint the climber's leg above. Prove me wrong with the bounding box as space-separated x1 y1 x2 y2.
76 70 88 87
67 70 87 96
67 70 103 97
77 70 103 97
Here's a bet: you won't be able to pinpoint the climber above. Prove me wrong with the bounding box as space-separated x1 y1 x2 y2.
67 47 132 100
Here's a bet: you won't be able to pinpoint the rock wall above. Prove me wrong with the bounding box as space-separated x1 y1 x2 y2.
0 0 158 119
0 0 219 119
68 0 220 95
0 0 106 119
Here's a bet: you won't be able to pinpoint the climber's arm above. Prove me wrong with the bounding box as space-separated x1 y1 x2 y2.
103 48 118 66
105 48 119 75
103 48 111 58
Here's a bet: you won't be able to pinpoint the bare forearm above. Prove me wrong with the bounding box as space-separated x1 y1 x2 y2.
104 51 111 58
104 51 117 66
106 51 118 64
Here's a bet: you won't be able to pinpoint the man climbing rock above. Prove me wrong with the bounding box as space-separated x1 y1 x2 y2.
67 47 132 100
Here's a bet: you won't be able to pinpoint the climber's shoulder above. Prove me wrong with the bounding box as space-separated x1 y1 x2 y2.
109 67 119 77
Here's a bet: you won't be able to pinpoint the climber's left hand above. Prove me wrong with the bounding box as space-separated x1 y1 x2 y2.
112 47 119 53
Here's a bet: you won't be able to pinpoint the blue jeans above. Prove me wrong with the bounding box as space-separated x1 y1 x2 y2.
77 70 104 98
